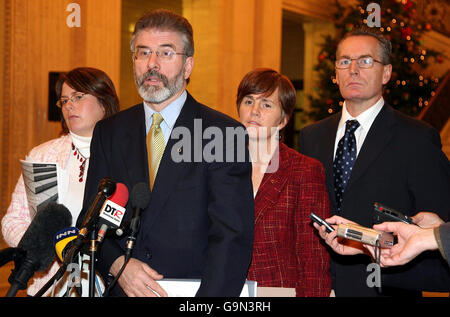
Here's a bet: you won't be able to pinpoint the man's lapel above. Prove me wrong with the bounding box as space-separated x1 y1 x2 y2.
346 105 396 192
322 114 340 209
121 104 149 187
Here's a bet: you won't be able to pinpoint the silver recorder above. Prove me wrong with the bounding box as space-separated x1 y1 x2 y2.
337 223 394 248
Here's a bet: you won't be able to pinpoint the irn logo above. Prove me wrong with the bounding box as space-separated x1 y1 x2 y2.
55 229 78 241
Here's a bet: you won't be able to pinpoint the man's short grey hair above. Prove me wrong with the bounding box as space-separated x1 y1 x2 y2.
130 9 194 58
337 27 392 65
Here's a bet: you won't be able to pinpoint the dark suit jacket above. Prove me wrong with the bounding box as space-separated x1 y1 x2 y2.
437 223 450 266
247 143 332 296
78 92 254 296
299 104 450 296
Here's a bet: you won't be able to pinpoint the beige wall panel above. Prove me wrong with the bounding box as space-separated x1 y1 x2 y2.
183 0 222 110
0 0 8 250
253 0 282 70
0 0 121 248
283 0 335 21
185 0 282 120
85 1 121 87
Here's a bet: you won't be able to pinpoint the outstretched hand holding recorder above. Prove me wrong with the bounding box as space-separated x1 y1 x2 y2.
311 214 368 256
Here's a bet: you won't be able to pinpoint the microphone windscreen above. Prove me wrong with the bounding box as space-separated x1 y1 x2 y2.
18 202 72 271
109 183 129 207
130 182 151 210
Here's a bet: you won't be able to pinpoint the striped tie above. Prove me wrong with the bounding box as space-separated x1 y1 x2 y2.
147 113 165 190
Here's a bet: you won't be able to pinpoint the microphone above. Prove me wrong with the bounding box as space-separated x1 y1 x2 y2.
97 183 129 243
102 183 150 297
0 248 25 268
125 182 151 260
60 177 116 265
5 202 72 297
78 177 116 237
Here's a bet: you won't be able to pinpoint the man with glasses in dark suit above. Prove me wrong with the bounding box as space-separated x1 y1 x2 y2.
299 27 450 296
79 9 254 297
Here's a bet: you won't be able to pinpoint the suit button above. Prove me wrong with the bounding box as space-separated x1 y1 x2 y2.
145 252 152 259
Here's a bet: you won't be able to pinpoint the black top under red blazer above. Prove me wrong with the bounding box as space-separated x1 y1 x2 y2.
78 92 254 296
299 104 450 296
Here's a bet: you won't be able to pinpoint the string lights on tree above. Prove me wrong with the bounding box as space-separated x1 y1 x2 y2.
306 0 443 121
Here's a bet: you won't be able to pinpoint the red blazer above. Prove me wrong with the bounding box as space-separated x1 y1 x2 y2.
247 143 331 297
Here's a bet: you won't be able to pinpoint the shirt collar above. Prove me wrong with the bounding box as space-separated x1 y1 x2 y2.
143 90 187 130
338 97 384 133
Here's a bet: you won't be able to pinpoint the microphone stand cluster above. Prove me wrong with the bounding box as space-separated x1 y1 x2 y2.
32 180 148 298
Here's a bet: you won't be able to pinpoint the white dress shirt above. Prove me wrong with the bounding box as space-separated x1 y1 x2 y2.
143 90 187 144
333 97 385 159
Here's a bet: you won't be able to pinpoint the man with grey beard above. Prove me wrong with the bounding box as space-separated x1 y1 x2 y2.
78 9 254 297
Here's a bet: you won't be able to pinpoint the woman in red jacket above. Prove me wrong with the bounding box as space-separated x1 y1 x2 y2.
237 68 331 296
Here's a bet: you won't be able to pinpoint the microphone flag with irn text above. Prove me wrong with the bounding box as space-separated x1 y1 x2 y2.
54 227 79 262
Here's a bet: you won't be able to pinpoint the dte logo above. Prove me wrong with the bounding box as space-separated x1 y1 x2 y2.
104 204 124 220
66 3 81 28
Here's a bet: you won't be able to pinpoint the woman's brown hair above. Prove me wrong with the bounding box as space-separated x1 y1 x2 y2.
55 67 120 134
236 68 296 122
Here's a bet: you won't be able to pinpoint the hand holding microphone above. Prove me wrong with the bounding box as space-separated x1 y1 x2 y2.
372 221 440 267
312 215 370 256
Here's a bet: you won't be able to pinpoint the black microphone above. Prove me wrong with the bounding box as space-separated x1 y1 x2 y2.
61 177 116 265
0 248 25 268
78 177 116 236
5 202 72 297
125 182 151 260
97 183 129 243
103 183 150 297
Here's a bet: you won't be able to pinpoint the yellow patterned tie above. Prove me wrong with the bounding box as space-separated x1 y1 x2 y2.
147 113 165 190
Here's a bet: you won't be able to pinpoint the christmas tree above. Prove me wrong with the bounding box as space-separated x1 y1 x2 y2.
306 0 444 122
